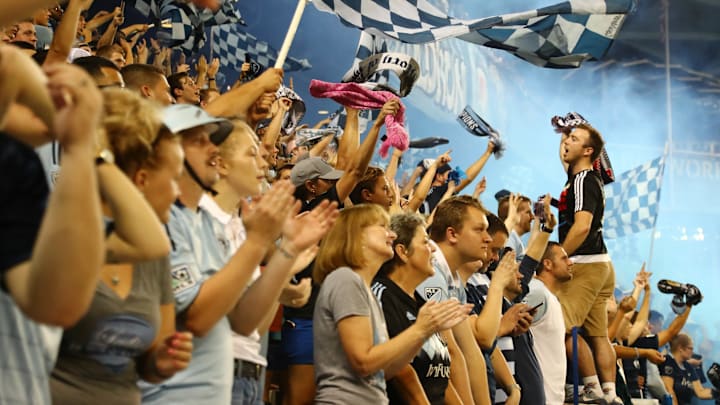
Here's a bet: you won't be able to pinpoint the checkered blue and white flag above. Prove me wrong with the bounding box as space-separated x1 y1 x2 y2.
603 156 665 239
312 0 634 68
328 32 390 134
133 0 160 18
211 25 312 71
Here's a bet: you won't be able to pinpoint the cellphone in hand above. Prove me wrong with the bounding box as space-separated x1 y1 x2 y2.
533 197 546 223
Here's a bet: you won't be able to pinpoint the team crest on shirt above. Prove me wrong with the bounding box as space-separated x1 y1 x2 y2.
424 287 442 302
406 311 416 321
170 265 196 294
664 365 674 375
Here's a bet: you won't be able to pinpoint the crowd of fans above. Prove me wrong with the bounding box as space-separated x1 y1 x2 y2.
2 1 719 405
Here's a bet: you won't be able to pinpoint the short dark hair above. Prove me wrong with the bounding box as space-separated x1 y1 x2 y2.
121 64 165 90
349 166 385 205
537 241 561 275
486 213 508 237
576 123 605 162
429 195 487 243
73 56 120 81
167 72 190 100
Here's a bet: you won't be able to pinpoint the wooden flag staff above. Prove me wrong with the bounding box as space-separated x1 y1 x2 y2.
274 0 308 69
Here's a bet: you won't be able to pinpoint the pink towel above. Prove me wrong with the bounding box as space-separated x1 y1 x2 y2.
309 79 408 158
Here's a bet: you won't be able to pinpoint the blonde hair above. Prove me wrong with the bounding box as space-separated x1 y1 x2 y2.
218 119 257 161
101 88 161 176
313 204 390 284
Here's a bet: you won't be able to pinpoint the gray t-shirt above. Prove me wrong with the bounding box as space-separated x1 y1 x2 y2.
51 258 173 405
313 267 389 404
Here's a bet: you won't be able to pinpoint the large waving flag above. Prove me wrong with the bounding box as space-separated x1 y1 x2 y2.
603 156 665 239
312 0 634 68
133 0 244 53
211 25 312 72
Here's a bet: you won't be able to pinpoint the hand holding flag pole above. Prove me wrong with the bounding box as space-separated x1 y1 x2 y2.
274 0 308 69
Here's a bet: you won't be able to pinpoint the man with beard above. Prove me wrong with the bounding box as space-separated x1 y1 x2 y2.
525 242 573 405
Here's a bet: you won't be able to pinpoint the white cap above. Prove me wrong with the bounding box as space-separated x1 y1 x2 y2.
162 104 233 145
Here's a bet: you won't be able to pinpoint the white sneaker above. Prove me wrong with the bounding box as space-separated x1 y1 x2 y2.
564 384 608 404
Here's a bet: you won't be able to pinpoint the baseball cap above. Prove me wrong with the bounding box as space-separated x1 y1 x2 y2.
162 104 233 145
290 157 344 187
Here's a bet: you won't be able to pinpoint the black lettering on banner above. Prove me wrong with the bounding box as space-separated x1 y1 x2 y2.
342 52 421 97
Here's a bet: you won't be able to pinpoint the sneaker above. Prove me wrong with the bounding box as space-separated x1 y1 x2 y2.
564 384 608 404
578 385 608 404
603 395 623 405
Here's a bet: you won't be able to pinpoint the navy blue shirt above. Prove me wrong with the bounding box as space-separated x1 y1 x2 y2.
373 277 450 405
0 133 48 279
661 354 699 405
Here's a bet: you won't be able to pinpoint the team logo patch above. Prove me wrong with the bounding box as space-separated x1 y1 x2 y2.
424 287 442 301
405 311 417 321
664 366 674 375
170 265 196 294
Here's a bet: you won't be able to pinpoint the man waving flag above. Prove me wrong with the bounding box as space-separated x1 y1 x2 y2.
312 0 635 68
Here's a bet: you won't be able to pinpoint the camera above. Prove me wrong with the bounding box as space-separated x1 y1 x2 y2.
658 279 703 311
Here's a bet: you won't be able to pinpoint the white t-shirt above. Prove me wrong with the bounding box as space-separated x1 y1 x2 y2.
526 278 566 405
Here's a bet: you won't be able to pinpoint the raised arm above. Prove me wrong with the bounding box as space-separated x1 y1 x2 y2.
400 166 423 198
96 10 123 49
262 96 291 154
455 140 494 193
335 106 359 170
0 45 55 145
336 100 399 201
5 64 104 327
406 151 449 213
609 296 636 341
85 8 118 31
44 0 93 66
308 134 335 158
657 306 692 347
100 163 170 263
627 269 651 345
205 68 283 118
385 148 403 188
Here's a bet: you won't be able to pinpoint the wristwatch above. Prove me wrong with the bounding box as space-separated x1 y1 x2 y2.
95 149 115 166
540 223 554 234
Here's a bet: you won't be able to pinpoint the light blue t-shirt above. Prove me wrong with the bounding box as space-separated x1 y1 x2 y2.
140 202 234 404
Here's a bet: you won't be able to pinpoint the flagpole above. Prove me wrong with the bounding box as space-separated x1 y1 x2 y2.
647 141 670 272
649 0 672 272
209 26 214 61
274 0 308 69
